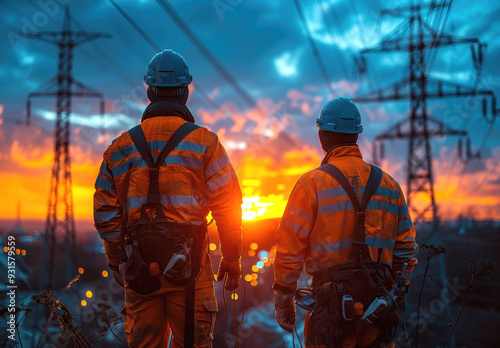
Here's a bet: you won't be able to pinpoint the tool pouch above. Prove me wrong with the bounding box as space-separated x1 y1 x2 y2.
121 204 205 294
120 242 161 295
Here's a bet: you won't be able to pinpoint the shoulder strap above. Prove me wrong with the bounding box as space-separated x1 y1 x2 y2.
155 122 200 168
129 124 155 168
361 164 383 211
317 163 383 213
128 122 200 206
317 163 384 262
317 164 360 211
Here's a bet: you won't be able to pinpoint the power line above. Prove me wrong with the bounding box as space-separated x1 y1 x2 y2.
155 0 266 115
292 0 333 95
109 0 161 52
349 0 367 45
347 0 379 90
425 0 454 75
70 13 136 88
314 0 350 78
109 0 225 112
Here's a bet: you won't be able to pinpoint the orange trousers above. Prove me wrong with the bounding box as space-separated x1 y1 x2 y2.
122 263 217 348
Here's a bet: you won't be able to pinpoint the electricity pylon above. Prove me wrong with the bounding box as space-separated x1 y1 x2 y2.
26 6 109 288
353 2 495 223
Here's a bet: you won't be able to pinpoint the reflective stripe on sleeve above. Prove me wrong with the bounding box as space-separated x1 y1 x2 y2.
281 217 310 238
207 169 236 192
95 176 115 192
94 210 119 223
398 216 413 233
205 155 231 179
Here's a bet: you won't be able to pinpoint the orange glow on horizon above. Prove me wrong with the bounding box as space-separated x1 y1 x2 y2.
0 126 499 223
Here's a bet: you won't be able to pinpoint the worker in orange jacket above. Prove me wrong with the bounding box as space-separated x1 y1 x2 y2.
273 97 417 348
94 49 242 348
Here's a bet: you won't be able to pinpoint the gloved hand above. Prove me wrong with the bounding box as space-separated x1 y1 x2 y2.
216 258 241 291
274 289 295 332
109 264 124 287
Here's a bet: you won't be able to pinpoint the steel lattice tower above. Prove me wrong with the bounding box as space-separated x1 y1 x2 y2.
26 7 109 288
353 3 494 223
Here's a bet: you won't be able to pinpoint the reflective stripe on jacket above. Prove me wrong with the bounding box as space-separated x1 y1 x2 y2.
274 145 417 289
94 116 242 265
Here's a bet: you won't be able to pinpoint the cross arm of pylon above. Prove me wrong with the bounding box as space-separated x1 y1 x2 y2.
71 78 104 98
362 34 479 53
23 32 63 45
352 78 409 102
71 32 112 46
425 77 494 98
27 76 58 95
353 77 493 102
24 31 111 47
380 2 448 16
374 115 467 141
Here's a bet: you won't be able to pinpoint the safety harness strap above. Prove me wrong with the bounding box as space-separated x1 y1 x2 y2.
129 122 201 348
314 163 384 347
317 163 382 243
184 266 196 348
185 242 203 348
129 122 200 206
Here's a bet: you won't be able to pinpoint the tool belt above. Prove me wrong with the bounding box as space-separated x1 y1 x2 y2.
121 211 207 294
308 163 397 348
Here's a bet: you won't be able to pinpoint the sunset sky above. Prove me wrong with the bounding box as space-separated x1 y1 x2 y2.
1 0 500 226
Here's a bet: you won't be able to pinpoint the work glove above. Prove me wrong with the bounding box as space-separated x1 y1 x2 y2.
274 289 295 332
109 264 124 287
216 258 241 291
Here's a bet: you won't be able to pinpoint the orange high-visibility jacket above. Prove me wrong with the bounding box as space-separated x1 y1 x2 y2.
274 145 417 289
94 116 242 266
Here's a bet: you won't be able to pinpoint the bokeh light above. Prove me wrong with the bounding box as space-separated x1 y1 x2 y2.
248 250 256 257
78 267 84 274
231 293 239 300
251 265 259 272
86 290 93 298
244 274 252 282
250 243 258 250
102 270 109 277
209 243 217 251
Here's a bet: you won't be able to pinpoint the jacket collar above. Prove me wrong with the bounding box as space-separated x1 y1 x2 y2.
321 144 363 165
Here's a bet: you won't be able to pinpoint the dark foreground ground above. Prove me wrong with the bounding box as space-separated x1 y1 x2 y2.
1 218 499 347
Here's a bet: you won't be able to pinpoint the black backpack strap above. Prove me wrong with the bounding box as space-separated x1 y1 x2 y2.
318 164 360 211
129 125 155 168
128 122 200 206
361 165 383 212
155 122 200 168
